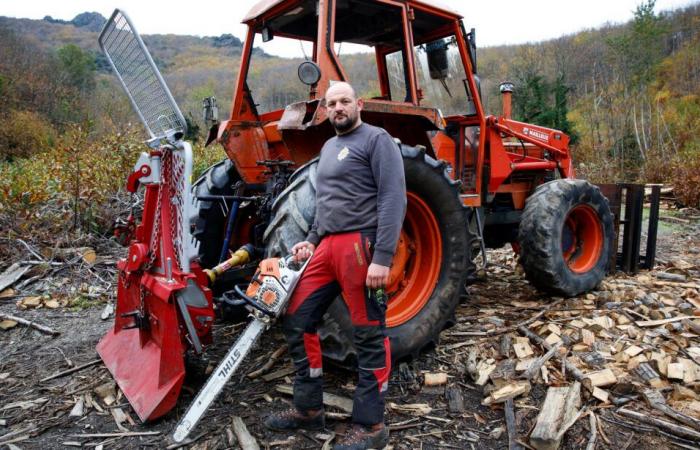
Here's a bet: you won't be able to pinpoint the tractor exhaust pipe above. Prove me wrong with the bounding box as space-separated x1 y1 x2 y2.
499 82 514 120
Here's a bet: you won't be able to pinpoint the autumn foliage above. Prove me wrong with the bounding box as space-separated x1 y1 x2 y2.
0 0 699 242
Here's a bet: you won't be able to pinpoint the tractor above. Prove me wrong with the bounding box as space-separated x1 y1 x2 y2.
98 0 614 423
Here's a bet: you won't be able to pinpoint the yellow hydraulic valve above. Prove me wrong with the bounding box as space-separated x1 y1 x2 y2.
204 244 254 284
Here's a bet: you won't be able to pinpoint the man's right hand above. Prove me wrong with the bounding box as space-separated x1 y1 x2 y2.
291 241 316 262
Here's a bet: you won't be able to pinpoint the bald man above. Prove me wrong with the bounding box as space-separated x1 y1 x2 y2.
264 82 406 450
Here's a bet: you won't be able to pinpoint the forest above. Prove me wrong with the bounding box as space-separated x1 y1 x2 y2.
0 1 699 237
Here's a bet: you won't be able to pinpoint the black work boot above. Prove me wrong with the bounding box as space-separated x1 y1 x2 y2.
333 423 389 450
264 408 325 431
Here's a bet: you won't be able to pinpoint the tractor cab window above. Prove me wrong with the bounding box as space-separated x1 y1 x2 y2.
335 43 380 99
385 50 409 102
246 34 314 115
244 0 318 115
413 35 473 117
333 0 409 102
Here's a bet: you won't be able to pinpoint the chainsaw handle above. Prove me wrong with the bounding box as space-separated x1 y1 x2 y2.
231 284 274 317
284 251 313 272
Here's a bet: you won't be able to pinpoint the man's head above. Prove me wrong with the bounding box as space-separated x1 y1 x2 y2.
325 82 363 135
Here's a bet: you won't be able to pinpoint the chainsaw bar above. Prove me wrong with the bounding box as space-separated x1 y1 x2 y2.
172 255 311 443
172 318 267 443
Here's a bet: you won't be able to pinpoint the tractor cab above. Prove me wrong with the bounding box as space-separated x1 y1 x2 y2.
219 0 485 190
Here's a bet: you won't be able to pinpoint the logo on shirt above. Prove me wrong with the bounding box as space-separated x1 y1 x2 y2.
337 146 349 161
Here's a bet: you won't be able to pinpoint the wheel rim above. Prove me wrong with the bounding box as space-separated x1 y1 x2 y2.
386 192 442 327
562 205 604 273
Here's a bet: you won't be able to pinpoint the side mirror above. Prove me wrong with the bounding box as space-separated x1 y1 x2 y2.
426 40 449 80
262 26 273 42
298 61 322 86
202 97 219 128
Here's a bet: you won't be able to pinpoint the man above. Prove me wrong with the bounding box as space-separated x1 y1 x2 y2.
264 82 406 450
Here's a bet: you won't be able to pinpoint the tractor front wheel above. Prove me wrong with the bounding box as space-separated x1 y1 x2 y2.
518 179 614 297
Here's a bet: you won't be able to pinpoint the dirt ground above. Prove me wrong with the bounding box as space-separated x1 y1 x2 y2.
1 206 699 449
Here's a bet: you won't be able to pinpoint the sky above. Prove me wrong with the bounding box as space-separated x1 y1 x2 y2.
0 0 696 56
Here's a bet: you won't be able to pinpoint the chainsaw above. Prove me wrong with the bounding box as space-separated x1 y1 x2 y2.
173 254 311 443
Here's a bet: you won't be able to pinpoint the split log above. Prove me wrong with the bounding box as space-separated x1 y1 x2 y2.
636 316 693 327
261 366 295 382
505 398 519 450
424 372 448 386
0 313 59 336
683 319 700 335
529 383 581 450
517 326 591 390
465 299 565 337
642 389 700 431
501 334 512 358
0 263 30 292
482 380 531 406
247 345 287 379
617 408 700 441
654 272 687 282
521 342 562 381
584 369 617 388
231 416 260 450
275 385 352 413
585 412 597 450
445 385 465 413
387 402 432 416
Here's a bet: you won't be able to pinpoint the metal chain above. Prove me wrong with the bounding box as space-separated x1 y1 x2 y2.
168 150 184 271
144 149 167 272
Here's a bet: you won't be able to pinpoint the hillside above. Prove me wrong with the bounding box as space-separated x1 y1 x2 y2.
1 1 699 205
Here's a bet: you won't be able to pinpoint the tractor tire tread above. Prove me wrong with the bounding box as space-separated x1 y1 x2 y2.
518 179 613 297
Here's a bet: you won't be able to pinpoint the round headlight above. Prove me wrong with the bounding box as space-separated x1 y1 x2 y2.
298 61 322 86
499 82 514 93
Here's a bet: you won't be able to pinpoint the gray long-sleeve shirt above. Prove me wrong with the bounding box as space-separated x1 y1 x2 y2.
306 123 406 267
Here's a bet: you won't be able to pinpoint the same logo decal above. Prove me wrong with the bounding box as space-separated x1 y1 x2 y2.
338 146 350 161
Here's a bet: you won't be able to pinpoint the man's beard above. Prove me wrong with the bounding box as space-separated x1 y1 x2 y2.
332 114 355 133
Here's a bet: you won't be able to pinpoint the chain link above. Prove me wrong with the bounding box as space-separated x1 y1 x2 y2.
144 150 166 272
169 149 185 272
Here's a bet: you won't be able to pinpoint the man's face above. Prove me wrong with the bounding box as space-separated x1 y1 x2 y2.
325 85 363 134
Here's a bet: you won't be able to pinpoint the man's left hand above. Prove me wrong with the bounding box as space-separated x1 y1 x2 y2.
366 263 390 289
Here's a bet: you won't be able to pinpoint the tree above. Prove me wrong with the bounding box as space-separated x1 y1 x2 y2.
57 44 96 93
513 72 577 142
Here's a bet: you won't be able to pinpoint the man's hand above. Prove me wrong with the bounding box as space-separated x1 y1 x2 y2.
366 263 390 289
291 241 316 262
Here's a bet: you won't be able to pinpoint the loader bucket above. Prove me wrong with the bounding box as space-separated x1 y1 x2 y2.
97 271 187 422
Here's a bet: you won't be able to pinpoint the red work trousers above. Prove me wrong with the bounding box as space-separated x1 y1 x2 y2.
282 231 391 426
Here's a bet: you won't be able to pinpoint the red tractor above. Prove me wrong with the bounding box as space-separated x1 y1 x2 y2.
98 0 613 422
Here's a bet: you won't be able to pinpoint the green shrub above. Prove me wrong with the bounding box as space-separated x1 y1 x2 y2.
0 127 227 237
672 143 700 208
0 110 56 160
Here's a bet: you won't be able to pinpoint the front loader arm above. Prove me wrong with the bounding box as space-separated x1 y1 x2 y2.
486 116 574 193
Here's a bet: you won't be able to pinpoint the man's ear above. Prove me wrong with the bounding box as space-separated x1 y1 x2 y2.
356 98 364 111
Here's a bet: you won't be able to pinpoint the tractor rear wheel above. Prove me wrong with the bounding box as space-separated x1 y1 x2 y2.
192 159 240 269
264 146 472 366
518 179 614 297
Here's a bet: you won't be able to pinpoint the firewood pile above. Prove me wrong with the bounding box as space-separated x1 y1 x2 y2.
0 208 699 449
433 241 700 449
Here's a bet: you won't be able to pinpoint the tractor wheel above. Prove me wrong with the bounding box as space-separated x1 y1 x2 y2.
264 146 472 366
518 179 614 297
192 159 241 269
